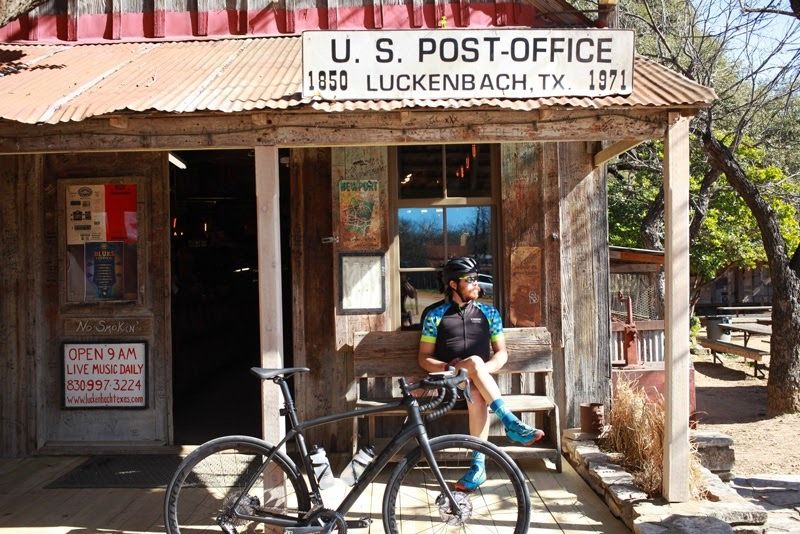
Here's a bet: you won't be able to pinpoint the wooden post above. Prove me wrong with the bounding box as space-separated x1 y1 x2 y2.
663 113 690 501
255 146 285 447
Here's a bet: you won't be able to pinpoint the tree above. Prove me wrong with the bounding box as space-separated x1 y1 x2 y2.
615 0 800 414
0 0 47 27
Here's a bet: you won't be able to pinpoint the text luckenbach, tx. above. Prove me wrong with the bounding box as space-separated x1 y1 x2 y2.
302 29 635 101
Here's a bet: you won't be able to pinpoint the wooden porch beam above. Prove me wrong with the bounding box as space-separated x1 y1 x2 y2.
662 112 691 502
0 109 667 154
255 146 285 445
593 138 644 167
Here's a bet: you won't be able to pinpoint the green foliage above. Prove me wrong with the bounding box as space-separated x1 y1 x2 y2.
690 314 701 340
608 134 800 285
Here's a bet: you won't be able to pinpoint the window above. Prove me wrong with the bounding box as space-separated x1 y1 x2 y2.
395 144 495 329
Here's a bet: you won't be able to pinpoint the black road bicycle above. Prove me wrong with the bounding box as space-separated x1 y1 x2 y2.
164 367 531 533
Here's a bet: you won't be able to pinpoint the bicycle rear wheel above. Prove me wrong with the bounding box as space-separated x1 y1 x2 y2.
383 434 531 534
164 435 310 534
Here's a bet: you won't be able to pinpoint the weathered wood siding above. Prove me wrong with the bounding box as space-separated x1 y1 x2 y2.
0 154 44 457
332 146 390 451
556 141 611 427
41 152 171 446
290 147 345 451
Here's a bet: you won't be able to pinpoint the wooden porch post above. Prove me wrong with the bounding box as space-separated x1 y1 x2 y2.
662 113 690 501
255 146 285 445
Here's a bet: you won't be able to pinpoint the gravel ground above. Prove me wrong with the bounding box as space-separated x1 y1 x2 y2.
693 335 800 476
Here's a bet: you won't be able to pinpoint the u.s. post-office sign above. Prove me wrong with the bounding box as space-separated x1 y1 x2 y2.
302 29 635 101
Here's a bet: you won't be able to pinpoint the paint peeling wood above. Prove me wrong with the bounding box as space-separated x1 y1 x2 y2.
458 0 469 26
371 0 382 27
66 0 77 40
195 0 208 36
237 0 248 34
153 0 165 37
284 0 295 34
327 0 337 29
411 0 422 27
0 110 668 155
23 6 38 40
111 0 121 39
556 141 611 428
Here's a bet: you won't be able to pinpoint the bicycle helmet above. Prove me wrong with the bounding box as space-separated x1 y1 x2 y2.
442 256 479 283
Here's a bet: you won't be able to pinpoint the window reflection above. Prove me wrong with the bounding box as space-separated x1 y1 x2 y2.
398 205 493 328
446 144 491 198
398 208 444 268
398 145 443 199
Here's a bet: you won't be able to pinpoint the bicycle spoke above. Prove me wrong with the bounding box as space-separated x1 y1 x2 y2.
383 436 530 534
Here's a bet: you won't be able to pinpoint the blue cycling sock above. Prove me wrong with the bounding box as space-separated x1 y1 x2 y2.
471 450 485 467
490 398 519 427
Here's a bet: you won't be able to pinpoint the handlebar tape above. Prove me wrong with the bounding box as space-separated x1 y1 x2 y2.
425 386 458 421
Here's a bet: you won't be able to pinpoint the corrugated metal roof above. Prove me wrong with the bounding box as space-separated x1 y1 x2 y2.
0 36 715 125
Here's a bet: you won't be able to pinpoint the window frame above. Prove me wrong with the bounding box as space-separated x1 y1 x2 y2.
389 144 501 330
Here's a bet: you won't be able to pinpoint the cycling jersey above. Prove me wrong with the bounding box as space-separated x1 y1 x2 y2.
420 300 504 363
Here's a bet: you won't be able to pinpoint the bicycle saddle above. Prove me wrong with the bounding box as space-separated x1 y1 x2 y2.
251 367 310 380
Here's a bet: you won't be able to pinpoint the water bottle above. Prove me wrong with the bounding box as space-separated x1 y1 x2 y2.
340 446 375 486
309 446 335 490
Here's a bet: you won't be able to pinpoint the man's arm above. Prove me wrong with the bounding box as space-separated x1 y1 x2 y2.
418 341 448 373
484 336 508 374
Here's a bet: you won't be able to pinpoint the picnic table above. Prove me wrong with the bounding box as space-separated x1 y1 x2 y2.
724 323 772 347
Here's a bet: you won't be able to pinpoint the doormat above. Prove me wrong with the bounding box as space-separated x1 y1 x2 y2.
46 454 185 489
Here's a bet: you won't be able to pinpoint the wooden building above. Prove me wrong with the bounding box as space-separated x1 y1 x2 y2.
0 0 714 500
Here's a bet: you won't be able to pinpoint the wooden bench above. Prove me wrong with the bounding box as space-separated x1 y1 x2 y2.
696 336 769 378
353 327 562 472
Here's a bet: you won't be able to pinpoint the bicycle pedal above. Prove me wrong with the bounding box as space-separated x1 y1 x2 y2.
346 518 372 528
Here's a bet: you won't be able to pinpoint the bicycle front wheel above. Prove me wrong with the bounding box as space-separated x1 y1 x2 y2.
383 434 531 534
164 435 310 534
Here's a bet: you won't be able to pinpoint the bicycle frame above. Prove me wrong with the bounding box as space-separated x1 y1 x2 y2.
230 376 462 528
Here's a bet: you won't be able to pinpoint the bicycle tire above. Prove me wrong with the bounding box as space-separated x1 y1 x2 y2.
383 434 531 534
164 435 311 534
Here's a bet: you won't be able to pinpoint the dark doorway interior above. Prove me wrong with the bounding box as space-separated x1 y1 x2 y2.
170 149 278 444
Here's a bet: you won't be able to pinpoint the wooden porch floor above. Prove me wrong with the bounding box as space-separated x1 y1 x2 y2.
0 455 627 533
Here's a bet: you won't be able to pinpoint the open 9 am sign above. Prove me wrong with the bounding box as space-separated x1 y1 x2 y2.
63 342 147 409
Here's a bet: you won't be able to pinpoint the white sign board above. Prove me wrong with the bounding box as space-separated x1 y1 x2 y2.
302 29 635 100
63 342 147 408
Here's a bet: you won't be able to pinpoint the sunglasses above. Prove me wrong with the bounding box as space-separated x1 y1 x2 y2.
458 275 479 284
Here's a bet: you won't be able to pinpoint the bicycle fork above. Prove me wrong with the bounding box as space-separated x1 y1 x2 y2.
415 422 464 517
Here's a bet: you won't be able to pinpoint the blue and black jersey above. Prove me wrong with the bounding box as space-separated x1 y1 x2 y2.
420 300 504 363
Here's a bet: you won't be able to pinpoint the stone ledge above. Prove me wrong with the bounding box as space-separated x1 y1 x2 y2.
562 428 767 533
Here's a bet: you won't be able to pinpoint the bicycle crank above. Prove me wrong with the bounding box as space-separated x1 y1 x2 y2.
288 509 349 533
436 490 473 526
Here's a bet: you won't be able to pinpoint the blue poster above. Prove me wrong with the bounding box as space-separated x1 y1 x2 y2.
85 241 124 300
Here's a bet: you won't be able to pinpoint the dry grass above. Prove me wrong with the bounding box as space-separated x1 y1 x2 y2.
600 378 707 498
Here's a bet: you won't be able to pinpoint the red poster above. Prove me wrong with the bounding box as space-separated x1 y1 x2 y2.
104 184 137 243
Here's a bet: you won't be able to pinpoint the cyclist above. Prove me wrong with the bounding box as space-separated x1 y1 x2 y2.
417 256 544 492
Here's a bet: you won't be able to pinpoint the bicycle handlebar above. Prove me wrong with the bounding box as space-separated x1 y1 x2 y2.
405 368 469 422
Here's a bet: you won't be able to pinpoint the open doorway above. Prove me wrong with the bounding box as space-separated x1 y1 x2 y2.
169 149 291 444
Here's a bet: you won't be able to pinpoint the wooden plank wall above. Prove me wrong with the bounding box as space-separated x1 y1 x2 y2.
556 142 611 427
41 152 171 446
332 147 389 452
0 155 44 457
500 143 548 428
289 147 345 451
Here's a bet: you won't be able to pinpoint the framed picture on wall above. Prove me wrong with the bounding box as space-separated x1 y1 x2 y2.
339 253 385 314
